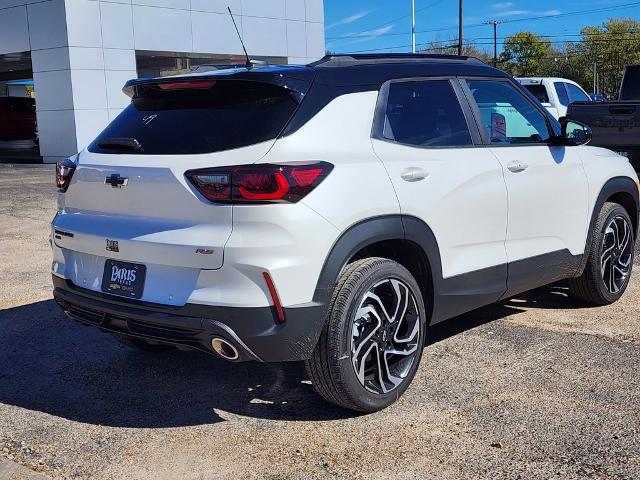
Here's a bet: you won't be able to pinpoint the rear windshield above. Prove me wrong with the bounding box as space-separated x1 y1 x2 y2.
88 80 298 155
522 84 550 104
620 66 640 100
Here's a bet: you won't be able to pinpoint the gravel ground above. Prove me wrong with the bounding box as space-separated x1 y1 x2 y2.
0 164 639 479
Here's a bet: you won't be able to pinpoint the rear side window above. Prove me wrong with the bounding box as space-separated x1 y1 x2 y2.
523 84 550 104
566 83 590 103
554 82 570 106
89 80 298 155
382 80 472 147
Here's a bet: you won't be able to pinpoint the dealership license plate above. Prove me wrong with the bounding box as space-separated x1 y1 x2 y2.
101 259 146 299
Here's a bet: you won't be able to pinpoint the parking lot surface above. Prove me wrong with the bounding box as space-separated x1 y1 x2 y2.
0 164 639 479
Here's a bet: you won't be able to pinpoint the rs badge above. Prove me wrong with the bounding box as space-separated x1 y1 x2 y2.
106 239 119 252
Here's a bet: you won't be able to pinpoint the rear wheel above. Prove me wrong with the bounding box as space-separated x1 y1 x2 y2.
569 202 634 305
305 258 426 412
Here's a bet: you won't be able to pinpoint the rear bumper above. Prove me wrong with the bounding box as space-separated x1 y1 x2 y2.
52 275 326 362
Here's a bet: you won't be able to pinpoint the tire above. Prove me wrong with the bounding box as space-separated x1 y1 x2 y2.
305 257 427 412
111 334 174 352
569 202 635 305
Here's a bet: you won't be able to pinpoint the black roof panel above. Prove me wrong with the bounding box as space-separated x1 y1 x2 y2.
308 54 507 87
310 53 484 67
123 54 508 96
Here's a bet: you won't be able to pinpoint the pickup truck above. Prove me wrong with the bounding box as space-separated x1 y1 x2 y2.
516 77 592 119
567 66 640 170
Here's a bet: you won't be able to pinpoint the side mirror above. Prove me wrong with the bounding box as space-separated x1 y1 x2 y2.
561 118 592 146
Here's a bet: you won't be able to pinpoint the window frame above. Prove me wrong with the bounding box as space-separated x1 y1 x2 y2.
371 76 483 149
458 77 557 148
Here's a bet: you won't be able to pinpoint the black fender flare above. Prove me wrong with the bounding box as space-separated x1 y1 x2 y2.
311 214 511 328
576 176 639 276
311 214 452 321
312 215 444 304
312 215 418 305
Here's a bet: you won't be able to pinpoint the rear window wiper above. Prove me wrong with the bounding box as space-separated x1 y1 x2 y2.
97 137 144 152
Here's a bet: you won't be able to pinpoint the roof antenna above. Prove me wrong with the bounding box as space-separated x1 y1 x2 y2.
227 6 252 69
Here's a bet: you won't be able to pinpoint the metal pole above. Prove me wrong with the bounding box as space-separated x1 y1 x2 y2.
493 21 497 66
593 62 597 94
411 0 416 53
458 0 463 55
484 20 501 67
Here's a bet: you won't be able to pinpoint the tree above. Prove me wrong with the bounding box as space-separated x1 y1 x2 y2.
502 32 552 76
567 18 640 97
420 38 492 64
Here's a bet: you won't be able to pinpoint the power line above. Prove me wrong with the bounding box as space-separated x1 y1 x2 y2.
326 1 640 41
463 31 640 42
484 20 504 67
345 35 640 54
326 0 447 41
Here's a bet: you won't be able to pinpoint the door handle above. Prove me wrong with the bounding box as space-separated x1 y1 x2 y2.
507 161 528 173
401 167 429 182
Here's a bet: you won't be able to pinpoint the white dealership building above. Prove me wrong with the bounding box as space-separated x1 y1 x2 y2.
0 0 325 163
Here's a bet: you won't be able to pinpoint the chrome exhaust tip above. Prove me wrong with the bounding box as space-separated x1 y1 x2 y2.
211 337 240 361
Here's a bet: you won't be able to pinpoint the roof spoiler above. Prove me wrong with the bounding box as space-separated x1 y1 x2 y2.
122 68 315 102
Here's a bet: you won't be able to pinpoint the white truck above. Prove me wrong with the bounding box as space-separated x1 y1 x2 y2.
516 77 591 119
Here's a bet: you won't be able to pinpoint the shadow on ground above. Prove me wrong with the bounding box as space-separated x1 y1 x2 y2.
0 282 582 428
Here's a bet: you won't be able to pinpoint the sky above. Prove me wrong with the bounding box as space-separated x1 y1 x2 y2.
323 0 640 54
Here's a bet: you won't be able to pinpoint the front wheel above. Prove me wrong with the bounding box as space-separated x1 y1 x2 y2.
569 202 635 305
305 257 427 412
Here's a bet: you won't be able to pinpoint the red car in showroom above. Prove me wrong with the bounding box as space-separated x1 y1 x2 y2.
0 97 37 141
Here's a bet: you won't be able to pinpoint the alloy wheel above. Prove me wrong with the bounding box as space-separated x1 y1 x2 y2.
350 278 421 395
601 214 633 294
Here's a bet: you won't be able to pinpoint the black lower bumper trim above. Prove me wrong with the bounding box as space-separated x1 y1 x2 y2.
52 276 326 362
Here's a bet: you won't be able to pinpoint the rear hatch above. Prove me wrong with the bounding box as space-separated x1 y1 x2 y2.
53 68 312 305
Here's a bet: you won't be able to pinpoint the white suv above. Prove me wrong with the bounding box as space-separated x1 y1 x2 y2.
52 54 638 412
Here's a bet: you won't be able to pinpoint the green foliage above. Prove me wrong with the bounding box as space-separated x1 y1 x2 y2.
420 41 493 64
495 19 640 97
567 18 640 97
501 32 552 76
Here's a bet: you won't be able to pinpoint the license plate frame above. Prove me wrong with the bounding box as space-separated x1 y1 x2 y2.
101 259 146 299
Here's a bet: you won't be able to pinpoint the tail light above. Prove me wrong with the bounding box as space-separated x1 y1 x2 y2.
56 158 77 192
185 162 333 204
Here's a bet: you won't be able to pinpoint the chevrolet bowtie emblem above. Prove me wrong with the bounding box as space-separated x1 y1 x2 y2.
105 174 128 188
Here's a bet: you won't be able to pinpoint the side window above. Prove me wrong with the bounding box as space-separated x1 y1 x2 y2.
383 80 472 147
466 80 551 145
566 83 590 103
554 82 570 107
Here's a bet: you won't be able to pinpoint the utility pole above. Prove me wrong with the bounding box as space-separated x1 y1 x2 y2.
484 20 503 67
411 0 416 53
458 0 463 55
